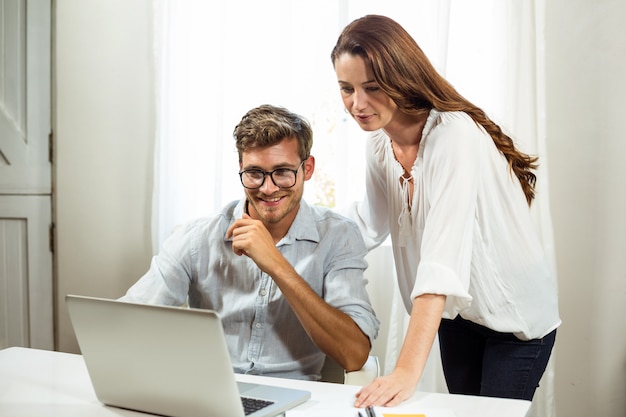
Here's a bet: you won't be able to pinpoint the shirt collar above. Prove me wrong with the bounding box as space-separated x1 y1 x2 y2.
230 198 320 246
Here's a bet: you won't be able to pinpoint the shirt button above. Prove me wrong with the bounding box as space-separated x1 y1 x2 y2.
255 323 261 328
260 290 267 296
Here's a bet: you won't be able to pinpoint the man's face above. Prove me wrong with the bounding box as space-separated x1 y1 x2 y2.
240 137 313 229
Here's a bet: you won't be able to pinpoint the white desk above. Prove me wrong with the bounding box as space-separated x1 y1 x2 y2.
0 347 530 417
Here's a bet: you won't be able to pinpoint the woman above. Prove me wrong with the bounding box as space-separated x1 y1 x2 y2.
331 15 560 407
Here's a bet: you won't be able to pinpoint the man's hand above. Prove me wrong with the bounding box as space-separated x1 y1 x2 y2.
226 213 284 274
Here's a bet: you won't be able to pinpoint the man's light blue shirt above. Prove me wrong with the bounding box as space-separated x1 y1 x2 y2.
121 199 379 380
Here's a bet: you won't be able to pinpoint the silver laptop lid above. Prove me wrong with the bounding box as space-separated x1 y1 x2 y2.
66 294 310 417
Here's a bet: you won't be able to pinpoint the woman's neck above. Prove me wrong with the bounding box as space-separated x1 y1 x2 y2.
383 111 428 147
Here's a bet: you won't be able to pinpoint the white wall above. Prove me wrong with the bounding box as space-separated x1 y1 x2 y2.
545 1 626 416
54 0 154 353
53 1 626 416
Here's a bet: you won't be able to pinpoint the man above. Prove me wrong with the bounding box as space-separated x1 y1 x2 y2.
120 104 379 380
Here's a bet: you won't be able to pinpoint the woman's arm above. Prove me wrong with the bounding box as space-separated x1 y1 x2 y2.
354 293 446 408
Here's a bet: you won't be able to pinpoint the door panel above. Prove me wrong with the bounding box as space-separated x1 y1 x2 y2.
0 0 53 349
0 0 51 194
0 196 53 349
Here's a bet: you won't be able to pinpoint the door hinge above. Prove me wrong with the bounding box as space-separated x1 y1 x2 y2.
49 222 55 253
48 130 54 163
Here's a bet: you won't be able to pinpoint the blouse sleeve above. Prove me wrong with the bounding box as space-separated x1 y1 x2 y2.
343 131 391 251
410 113 480 316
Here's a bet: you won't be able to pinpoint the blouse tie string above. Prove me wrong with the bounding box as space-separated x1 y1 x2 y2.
397 174 413 247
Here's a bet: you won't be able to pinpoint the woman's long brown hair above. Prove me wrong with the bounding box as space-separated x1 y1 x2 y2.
331 15 538 205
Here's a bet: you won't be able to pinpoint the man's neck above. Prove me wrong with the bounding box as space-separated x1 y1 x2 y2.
246 199 300 244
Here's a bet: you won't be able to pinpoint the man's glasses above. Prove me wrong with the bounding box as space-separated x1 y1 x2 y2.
239 160 305 190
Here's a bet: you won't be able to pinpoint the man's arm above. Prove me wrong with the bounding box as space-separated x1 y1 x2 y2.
119 225 194 306
227 216 371 371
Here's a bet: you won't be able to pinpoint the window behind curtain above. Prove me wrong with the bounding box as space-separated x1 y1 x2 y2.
153 0 461 248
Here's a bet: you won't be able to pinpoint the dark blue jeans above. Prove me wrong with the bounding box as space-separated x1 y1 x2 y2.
438 316 556 401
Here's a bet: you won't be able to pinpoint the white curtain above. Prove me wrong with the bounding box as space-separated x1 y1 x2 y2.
152 1 555 416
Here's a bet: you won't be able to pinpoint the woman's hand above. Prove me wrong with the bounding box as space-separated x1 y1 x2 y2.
354 366 419 408
355 294 447 408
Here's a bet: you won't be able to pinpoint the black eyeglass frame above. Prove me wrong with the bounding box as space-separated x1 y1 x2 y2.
238 160 306 190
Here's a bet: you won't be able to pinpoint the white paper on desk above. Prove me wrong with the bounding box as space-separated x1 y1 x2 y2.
372 406 458 417
286 411 351 417
287 407 457 417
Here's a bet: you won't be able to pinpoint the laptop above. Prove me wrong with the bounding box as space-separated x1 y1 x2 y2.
66 294 311 417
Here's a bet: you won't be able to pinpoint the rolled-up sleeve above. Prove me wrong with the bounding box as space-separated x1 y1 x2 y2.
322 220 380 341
119 224 196 306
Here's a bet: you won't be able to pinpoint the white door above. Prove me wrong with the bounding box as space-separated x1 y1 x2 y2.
0 0 53 349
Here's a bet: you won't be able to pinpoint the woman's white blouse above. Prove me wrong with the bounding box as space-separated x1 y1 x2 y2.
346 109 560 340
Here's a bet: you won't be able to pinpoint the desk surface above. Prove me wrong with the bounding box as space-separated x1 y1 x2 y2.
0 347 530 417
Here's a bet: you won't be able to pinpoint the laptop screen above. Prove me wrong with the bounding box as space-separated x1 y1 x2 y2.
66 294 310 417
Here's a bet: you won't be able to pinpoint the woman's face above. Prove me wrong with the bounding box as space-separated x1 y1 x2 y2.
334 53 399 132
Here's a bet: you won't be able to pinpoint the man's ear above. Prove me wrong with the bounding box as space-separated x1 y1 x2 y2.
303 156 315 181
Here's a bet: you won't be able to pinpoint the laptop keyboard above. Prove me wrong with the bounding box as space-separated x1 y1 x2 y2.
241 396 274 415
